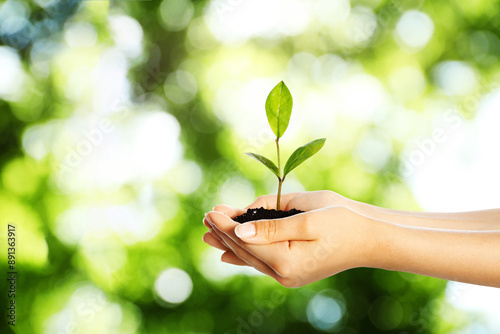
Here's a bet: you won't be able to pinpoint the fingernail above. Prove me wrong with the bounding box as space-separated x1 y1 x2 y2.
235 223 255 238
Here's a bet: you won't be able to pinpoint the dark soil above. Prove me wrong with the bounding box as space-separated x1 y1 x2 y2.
233 207 304 223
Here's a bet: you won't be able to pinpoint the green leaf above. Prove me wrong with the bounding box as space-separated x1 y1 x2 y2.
245 153 280 178
283 138 326 177
265 81 293 139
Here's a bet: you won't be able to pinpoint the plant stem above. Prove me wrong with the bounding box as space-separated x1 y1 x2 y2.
277 177 283 211
276 138 281 210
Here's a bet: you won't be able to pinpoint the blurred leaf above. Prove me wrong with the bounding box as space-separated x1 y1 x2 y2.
245 152 280 178
284 138 326 177
265 81 293 139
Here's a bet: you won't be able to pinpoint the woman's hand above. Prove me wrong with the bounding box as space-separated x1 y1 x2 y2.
203 204 374 287
203 191 500 288
202 190 350 230
244 190 350 212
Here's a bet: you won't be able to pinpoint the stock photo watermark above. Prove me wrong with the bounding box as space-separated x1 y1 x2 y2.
5 223 17 327
399 108 462 177
56 118 116 178
399 282 468 334
54 58 169 179
399 78 500 177
57 288 107 334
339 0 425 54
224 289 285 334
213 0 245 20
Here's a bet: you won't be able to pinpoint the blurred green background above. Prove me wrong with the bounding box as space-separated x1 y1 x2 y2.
1 0 500 333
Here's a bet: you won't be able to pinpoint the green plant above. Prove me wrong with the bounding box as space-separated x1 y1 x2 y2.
246 81 326 210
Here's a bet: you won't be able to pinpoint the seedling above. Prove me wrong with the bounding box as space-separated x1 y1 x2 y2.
246 81 326 211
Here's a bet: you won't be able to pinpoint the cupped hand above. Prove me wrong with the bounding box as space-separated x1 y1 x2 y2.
202 191 346 230
202 197 374 287
244 190 350 212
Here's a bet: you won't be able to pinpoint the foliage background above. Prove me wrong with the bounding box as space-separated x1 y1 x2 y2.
1 0 500 333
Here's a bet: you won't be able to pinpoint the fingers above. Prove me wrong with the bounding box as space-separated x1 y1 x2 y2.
205 211 300 287
212 204 246 218
206 211 259 252
206 213 272 269
204 211 262 269
221 251 249 266
210 221 284 279
234 211 317 244
203 217 211 228
203 230 249 266
206 211 278 265
245 193 300 210
202 230 229 252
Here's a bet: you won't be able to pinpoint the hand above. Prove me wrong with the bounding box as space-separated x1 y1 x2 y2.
203 191 500 288
243 190 350 212
203 203 374 287
201 191 351 272
202 190 349 243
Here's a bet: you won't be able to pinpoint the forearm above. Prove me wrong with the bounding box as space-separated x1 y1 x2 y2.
350 199 500 231
367 219 500 287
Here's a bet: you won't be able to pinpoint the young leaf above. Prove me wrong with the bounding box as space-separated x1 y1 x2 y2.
265 81 293 139
283 138 326 177
245 153 280 178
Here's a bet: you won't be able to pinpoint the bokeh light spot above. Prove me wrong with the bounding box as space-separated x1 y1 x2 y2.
154 268 193 305
64 22 98 48
314 0 350 26
187 17 218 50
434 61 477 96
199 247 262 282
307 294 344 331
204 0 310 44
159 0 194 31
2 158 40 196
395 10 434 50
368 296 403 330
355 130 393 172
0 46 25 100
167 160 202 194
164 70 198 105
389 66 427 101
109 15 143 59
219 176 255 208
468 30 500 65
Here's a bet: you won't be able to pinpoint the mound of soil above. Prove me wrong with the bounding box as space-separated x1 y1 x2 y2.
233 207 304 223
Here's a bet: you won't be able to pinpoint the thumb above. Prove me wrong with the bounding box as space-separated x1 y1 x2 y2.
234 213 316 244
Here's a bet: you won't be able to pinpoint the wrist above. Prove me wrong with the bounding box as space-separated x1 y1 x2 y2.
362 218 402 270
334 206 383 269
355 213 378 268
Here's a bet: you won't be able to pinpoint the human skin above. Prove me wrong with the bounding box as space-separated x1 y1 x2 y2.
202 191 500 288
